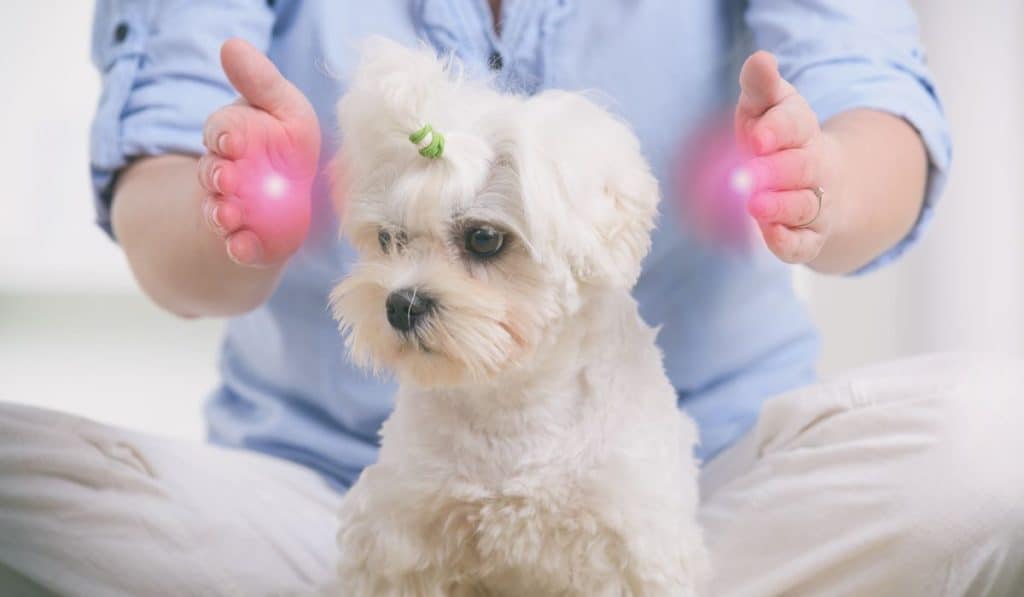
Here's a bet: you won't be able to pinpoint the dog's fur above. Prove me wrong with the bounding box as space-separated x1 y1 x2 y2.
329 38 707 596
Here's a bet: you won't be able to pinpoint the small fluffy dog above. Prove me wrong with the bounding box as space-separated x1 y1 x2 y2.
329 38 707 596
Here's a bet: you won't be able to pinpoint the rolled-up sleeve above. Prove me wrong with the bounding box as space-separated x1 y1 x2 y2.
746 1 952 273
90 0 274 237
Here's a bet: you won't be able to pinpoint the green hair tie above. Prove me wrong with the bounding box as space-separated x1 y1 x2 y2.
409 124 445 159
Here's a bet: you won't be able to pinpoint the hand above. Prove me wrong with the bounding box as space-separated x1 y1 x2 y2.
198 38 321 267
736 51 843 264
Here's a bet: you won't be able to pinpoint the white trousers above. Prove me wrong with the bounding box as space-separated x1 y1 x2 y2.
1 354 1023 596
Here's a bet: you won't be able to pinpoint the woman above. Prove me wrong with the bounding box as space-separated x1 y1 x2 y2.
2 1 1021 595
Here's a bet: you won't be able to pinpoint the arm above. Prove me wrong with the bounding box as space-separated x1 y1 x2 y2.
738 1 949 274
814 109 927 274
737 53 929 274
112 154 283 317
111 39 320 318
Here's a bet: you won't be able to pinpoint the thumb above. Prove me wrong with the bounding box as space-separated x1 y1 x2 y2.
220 38 316 128
738 51 794 118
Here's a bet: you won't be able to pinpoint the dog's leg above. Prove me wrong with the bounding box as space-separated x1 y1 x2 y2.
336 524 454 597
616 528 706 597
333 565 453 597
334 478 450 596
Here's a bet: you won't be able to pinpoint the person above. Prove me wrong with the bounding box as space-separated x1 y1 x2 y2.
1 1 1022 595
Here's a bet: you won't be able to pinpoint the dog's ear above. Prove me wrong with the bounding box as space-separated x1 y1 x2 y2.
516 91 660 289
585 155 661 288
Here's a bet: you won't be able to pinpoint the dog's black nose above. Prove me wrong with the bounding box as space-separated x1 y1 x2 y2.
385 289 433 332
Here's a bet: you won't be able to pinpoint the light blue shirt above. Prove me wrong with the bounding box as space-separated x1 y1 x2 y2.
90 0 950 488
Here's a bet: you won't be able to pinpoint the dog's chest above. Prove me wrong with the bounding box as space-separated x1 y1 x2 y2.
417 417 625 587
427 474 617 594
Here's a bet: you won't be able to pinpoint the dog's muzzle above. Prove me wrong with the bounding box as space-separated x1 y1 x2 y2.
385 288 434 332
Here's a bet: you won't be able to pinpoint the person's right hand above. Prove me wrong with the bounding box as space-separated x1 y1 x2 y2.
198 38 321 267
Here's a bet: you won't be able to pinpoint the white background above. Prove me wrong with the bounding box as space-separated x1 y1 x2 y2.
1 1 1021 441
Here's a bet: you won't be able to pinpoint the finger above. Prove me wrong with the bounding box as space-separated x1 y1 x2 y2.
738 51 797 118
214 200 244 234
220 38 317 131
203 105 250 159
748 189 821 228
202 196 245 237
202 197 225 237
759 221 825 264
226 229 265 266
197 155 239 196
747 95 819 155
750 147 819 191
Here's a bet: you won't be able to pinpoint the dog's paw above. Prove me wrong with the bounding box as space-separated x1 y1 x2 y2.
329 569 453 597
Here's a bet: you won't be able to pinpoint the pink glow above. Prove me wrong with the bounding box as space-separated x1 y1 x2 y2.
729 165 754 196
674 114 757 252
262 172 289 200
234 156 311 262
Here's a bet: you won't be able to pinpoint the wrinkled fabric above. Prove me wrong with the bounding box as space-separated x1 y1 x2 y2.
4 355 1022 595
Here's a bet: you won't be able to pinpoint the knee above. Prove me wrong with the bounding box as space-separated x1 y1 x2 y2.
895 356 1024 572
900 457 1024 594
0 401 156 485
910 452 1024 557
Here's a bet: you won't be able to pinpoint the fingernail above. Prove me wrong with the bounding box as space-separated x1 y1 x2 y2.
217 133 229 154
226 243 242 265
210 204 223 230
211 167 222 192
206 203 226 235
225 236 248 265
218 202 238 230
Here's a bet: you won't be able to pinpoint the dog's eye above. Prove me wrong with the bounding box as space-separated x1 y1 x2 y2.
464 226 504 258
378 229 408 254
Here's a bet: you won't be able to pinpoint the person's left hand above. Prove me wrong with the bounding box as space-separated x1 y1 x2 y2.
736 51 843 264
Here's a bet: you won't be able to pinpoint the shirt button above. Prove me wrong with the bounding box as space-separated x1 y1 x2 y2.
113 22 129 43
487 51 503 71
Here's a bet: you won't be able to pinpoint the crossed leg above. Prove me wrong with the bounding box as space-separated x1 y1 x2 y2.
0 402 343 596
700 354 1024 597
1 354 1022 596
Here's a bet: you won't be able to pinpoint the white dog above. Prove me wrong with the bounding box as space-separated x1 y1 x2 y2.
329 38 708 597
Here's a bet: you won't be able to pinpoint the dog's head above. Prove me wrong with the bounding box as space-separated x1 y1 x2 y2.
330 38 659 388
